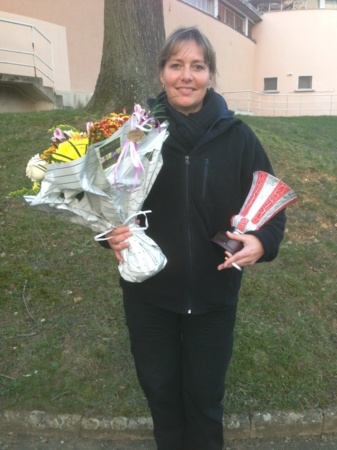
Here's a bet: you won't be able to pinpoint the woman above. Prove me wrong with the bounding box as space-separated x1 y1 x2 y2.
105 27 286 450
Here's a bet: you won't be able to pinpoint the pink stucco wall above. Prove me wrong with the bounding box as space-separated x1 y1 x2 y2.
0 0 104 96
253 9 337 94
0 0 255 107
1 1 337 115
0 11 71 91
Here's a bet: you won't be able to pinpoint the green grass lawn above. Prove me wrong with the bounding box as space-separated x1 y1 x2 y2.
0 110 336 417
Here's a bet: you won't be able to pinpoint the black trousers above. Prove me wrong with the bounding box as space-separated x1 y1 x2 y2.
123 293 237 450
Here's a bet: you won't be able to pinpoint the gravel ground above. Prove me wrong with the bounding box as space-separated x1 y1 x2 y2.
1 433 337 450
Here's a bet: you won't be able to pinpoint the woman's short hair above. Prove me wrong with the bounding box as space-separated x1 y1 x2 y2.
158 27 217 77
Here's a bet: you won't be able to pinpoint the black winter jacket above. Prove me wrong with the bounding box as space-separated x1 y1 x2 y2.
118 91 286 314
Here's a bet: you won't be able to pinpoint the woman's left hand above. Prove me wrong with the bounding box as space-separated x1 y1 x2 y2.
217 231 264 271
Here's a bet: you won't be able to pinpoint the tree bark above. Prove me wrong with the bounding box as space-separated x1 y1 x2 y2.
86 0 165 114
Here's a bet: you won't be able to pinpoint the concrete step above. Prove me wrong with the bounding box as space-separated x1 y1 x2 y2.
0 73 63 108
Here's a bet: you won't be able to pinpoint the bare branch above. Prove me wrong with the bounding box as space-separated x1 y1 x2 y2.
33 225 47 251
22 280 36 322
17 332 38 337
52 391 71 401
0 374 16 380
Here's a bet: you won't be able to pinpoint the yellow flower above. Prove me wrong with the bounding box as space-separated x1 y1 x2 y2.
32 181 40 193
70 131 87 140
51 137 88 163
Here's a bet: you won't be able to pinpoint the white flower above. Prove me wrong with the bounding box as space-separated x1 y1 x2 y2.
26 154 48 182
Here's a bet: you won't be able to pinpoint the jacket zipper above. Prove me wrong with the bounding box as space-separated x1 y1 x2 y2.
184 155 192 314
181 120 238 314
202 157 209 200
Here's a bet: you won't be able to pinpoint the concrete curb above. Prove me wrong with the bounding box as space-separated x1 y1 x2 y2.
1 407 336 441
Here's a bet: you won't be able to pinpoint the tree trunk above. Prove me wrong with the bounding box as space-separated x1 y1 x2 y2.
86 0 165 115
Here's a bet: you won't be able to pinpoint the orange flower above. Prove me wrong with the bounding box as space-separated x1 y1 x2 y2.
89 112 130 144
40 145 57 160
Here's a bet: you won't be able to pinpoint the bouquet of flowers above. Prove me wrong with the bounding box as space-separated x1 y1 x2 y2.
9 106 169 282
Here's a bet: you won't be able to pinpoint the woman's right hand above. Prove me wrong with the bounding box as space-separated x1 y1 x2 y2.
106 225 133 263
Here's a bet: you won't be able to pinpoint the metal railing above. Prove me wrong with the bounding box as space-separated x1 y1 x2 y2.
0 18 54 88
223 90 337 116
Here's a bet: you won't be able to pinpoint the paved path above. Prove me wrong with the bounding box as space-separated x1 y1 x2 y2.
1 433 337 449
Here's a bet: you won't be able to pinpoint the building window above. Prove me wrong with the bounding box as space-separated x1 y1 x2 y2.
264 77 278 91
218 2 245 34
254 1 306 12
226 10 235 27
182 0 251 37
235 15 244 32
298 75 313 90
181 0 215 14
325 0 337 9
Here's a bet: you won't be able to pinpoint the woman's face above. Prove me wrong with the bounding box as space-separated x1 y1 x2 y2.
160 40 212 115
